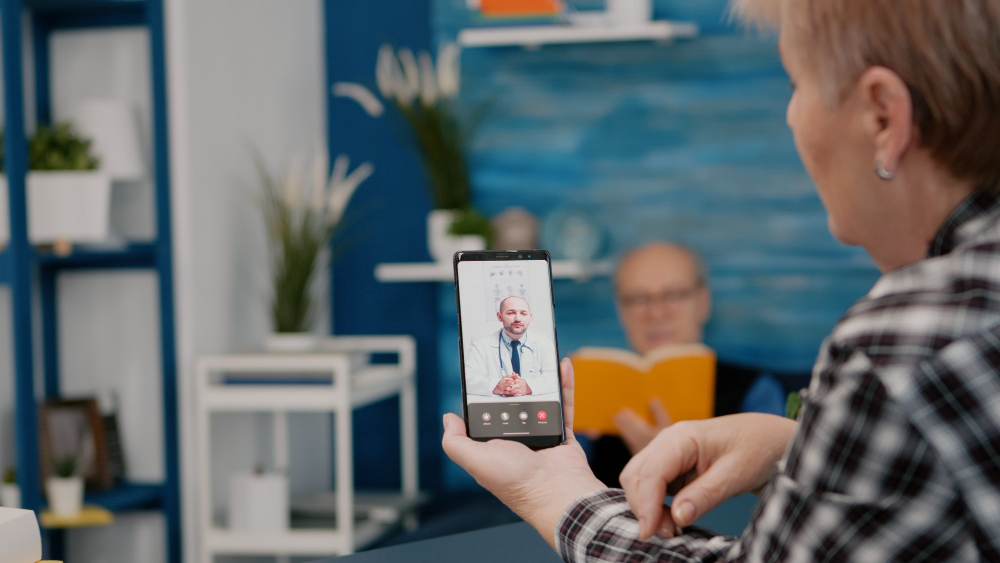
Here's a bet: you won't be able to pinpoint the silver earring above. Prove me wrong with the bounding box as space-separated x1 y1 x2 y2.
874 160 894 181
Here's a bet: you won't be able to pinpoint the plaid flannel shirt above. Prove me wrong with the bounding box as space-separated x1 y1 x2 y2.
557 189 1000 562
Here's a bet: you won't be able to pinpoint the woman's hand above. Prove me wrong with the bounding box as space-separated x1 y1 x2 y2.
620 413 798 540
442 358 607 548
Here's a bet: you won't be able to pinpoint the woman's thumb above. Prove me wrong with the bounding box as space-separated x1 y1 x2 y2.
670 463 738 527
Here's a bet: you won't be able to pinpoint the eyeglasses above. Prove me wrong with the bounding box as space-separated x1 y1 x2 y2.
617 287 700 312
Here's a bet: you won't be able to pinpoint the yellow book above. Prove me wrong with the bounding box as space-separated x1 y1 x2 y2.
571 344 716 435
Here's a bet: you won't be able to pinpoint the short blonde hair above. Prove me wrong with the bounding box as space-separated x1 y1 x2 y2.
732 0 1000 191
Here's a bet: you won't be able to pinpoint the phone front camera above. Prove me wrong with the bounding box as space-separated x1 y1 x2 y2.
518 254 523 258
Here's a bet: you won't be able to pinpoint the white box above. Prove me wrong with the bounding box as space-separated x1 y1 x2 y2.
0 507 42 563
228 473 289 532
0 171 114 246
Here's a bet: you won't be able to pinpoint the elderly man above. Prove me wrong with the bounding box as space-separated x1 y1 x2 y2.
464 296 559 398
591 242 789 487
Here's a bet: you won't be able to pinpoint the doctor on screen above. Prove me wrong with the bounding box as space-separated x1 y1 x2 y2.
465 296 559 397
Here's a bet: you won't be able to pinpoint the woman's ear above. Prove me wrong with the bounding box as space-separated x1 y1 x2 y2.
856 66 914 175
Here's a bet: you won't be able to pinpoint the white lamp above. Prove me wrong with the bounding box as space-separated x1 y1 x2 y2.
0 508 42 563
65 99 146 181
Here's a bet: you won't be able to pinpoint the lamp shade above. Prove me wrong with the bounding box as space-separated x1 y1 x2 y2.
65 99 146 180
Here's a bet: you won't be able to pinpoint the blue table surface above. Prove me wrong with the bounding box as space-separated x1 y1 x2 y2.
310 521 561 563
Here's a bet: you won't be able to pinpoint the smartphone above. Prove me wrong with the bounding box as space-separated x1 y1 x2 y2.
454 250 566 449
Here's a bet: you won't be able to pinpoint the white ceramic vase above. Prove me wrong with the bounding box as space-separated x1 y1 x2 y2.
46 476 83 517
427 209 486 262
0 484 20 508
265 332 318 353
607 0 652 27
228 472 289 532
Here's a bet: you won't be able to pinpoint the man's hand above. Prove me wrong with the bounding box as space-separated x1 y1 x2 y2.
492 375 519 395
620 413 798 540
443 358 607 549
613 398 672 454
507 375 531 396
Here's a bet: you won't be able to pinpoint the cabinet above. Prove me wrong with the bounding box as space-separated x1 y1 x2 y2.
194 336 422 561
0 0 179 561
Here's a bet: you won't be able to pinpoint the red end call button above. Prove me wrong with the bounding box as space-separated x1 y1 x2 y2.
537 410 547 421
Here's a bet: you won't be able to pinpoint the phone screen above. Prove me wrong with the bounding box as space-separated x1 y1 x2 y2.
454 251 565 447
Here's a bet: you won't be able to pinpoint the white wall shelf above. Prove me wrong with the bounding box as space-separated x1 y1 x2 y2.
457 20 699 49
194 336 421 561
374 259 613 283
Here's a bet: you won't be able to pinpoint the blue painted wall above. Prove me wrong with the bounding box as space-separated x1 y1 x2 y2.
327 0 881 491
432 0 881 487
326 0 442 491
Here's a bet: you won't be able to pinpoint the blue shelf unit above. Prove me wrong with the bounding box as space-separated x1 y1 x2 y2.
0 0 179 562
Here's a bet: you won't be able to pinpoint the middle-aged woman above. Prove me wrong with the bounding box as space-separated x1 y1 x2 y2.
444 0 1000 560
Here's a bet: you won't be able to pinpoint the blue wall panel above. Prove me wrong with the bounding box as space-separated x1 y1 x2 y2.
431 0 881 487
326 0 881 490
326 0 442 490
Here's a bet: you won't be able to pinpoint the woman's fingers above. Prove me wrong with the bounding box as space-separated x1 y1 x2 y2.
441 413 474 466
620 423 700 539
670 457 743 527
655 510 678 538
560 358 575 432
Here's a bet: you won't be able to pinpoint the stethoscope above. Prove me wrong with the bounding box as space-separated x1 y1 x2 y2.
498 332 526 377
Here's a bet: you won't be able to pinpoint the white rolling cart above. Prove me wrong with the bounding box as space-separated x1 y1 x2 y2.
194 336 422 562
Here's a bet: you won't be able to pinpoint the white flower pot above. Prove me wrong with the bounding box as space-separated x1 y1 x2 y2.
0 484 20 508
0 171 114 246
427 209 486 262
607 0 652 27
265 332 318 353
46 476 83 517
228 473 289 532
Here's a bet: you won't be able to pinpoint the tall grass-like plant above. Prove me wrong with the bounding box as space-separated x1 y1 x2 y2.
331 43 493 243
255 149 373 333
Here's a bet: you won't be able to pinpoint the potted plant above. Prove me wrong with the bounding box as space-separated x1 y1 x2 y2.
0 467 19 508
0 122 111 253
374 43 493 261
46 454 83 517
255 149 372 350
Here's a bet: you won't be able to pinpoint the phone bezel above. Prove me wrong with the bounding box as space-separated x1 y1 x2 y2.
453 250 566 449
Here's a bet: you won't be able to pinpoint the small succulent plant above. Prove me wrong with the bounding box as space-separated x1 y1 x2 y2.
53 454 78 479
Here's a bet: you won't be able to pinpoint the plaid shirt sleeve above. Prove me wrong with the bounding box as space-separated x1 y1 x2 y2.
556 348 981 562
555 190 1000 562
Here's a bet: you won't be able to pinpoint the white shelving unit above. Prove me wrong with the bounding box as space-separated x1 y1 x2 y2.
458 20 699 49
194 336 421 561
374 259 614 283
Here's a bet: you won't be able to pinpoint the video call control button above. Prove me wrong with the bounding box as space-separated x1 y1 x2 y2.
482 412 491 421
537 410 547 421
519 412 528 421
500 412 509 421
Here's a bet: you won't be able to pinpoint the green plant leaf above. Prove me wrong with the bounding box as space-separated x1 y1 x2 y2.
786 391 802 420
7 122 102 172
448 206 494 247
53 454 78 479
